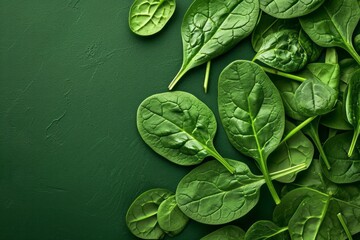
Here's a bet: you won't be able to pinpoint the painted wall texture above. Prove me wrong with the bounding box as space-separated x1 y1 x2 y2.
0 1 273 239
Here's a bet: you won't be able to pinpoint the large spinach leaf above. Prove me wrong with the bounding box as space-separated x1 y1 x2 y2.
218 60 285 204
322 132 360 183
137 91 234 172
245 220 289 240
201 225 245 240
260 0 325 19
129 0 176 36
345 70 360 157
268 121 314 183
300 0 360 65
126 188 173 239
168 0 259 89
176 159 305 224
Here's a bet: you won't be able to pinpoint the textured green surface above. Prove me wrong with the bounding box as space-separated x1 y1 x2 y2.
0 1 273 239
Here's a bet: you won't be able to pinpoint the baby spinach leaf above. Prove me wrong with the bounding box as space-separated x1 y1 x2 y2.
294 78 337 117
137 91 234 172
268 121 314 183
168 0 260 89
218 60 285 204
157 195 189 235
129 0 176 36
251 13 300 52
274 186 360 240
176 159 305 224
339 58 360 93
254 30 308 72
201 225 245 240
245 220 289 240
300 0 360 65
322 132 360 183
298 30 322 63
345 70 360 157
126 188 173 239
320 101 353 130
355 33 360 52
260 0 325 19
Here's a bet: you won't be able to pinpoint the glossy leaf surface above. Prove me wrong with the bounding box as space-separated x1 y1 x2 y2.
176 159 264 224
260 0 325 19
129 0 176 36
245 220 289 240
137 91 218 166
300 0 360 64
268 121 314 183
169 0 259 89
157 195 189 235
126 189 173 239
322 132 360 183
201 225 245 240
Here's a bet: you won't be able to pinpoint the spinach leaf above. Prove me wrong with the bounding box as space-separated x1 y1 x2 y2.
268 121 314 183
157 195 189 235
260 0 325 19
345 70 360 157
176 159 305 224
355 33 360 53
129 0 176 36
273 186 360 240
168 0 259 89
218 60 285 204
126 188 173 239
201 225 245 240
322 132 360 183
251 13 300 52
245 220 289 240
254 30 308 72
300 0 360 65
137 91 234 172
320 101 353 130
339 58 360 92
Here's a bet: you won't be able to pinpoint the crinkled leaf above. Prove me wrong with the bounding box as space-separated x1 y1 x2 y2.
255 30 308 72
126 189 173 239
245 220 289 240
260 0 325 19
322 132 360 183
268 121 314 183
176 159 264 225
201 225 245 240
218 60 285 162
169 0 259 89
137 91 219 166
129 0 176 36
157 195 189 235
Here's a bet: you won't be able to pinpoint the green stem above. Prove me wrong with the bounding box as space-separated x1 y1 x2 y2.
311 130 331 170
337 213 353 240
348 126 360 157
204 61 211 93
270 163 307 180
346 44 360 66
210 149 235 174
261 66 306 83
279 116 317 145
168 65 189 90
260 162 281 204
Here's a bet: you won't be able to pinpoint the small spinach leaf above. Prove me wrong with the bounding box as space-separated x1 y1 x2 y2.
126 188 173 239
201 225 245 240
137 91 234 172
218 60 285 204
157 195 189 235
169 0 260 89
129 0 176 36
268 121 314 183
300 0 360 64
245 220 289 240
322 132 360 183
260 0 325 19
345 70 360 156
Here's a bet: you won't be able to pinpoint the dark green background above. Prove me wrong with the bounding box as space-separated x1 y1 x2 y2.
0 1 275 239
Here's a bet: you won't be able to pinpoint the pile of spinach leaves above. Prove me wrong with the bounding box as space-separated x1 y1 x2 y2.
127 0 360 239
